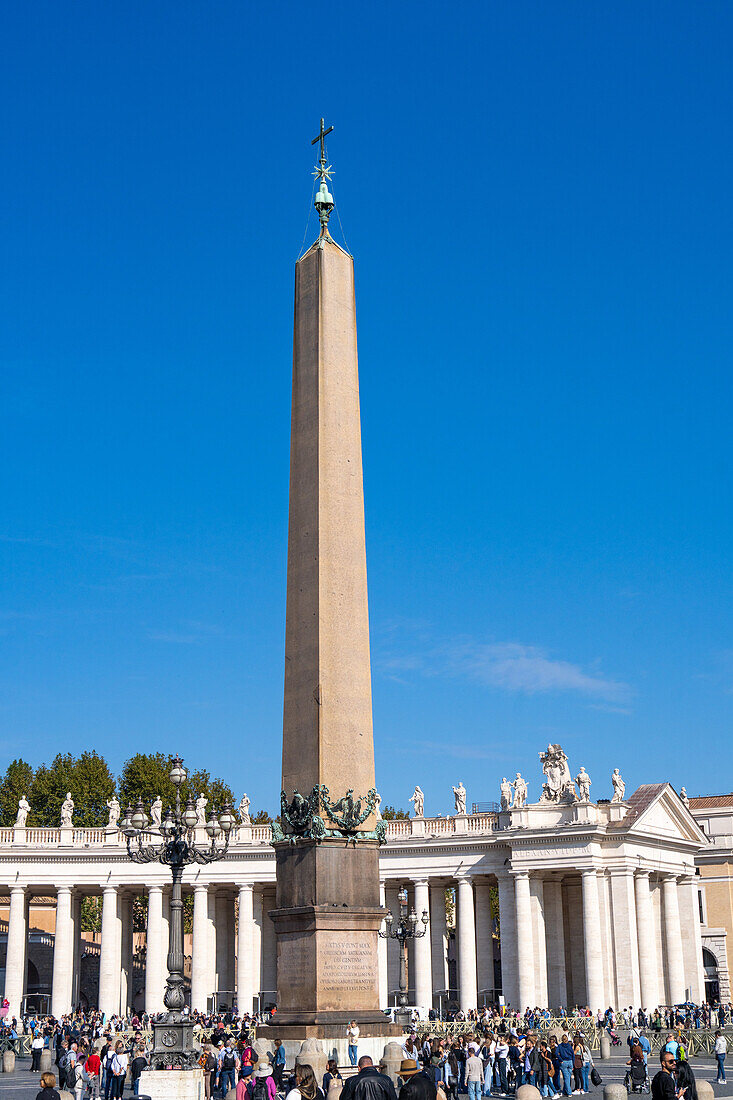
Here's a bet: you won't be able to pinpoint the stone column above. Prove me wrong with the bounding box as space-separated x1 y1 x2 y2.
474 879 494 1004
412 879 433 1012
581 870 605 1010
260 888 277 1004
160 890 171 1001
378 882 388 1008
609 869 641 1006
145 885 165 1014
120 894 133 1016
679 874 705 1004
191 884 209 1012
216 893 234 1002
514 870 536 1010
207 889 218 1004
3 886 27 1017
71 892 82 1009
543 879 567 1010
496 872 518 1008
456 874 477 1011
98 886 121 1018
429 882 448 1002
237 884 254 1015
529 877 548 1006
662 874 686 1004
634 871 659 1011
51 886 74 1017
385 884 400 1003
252 888 263 1009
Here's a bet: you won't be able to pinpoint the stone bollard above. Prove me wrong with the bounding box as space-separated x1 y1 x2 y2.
697 1082 715 1100
296 1038 327 1083
254 1038 274 1066
1 1050 14 1073
603 1084 627 1100
381 1042 406 1086
599 1034 611 1060
39 1048 53 1072
516 1086 542 1100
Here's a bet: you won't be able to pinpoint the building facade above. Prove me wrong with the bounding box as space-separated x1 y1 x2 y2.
688 795 733 1004
0 776 707 1019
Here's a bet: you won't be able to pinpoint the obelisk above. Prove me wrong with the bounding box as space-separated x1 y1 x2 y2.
267 122 387 1032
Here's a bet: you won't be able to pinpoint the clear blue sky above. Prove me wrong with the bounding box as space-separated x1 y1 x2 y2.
1 2 731 816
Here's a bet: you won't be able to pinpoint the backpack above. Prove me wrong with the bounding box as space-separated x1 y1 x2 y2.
252 1077 270 1100
223 1050 237 1071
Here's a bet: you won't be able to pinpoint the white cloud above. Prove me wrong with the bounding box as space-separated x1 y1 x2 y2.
451 642 630 702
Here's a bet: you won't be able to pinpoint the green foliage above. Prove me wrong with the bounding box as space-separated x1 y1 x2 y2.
81 896 102 933
252 809 273 824
118 753 234 817
0 758 35 826
381 805 409 820
30 751 116 827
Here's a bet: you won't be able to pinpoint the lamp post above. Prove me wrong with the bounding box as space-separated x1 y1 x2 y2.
378 885 429 1028
120 753 234 1069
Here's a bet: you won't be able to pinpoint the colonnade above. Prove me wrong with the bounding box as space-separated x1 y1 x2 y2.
1 867 704 1018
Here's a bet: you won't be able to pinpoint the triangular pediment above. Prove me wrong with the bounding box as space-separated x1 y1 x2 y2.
619 783 707 846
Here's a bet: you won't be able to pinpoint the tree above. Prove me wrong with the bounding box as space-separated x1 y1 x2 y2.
381 805 409 820
30 751 116 827
118 753 234 818
0 758 35 826
252 809 273 824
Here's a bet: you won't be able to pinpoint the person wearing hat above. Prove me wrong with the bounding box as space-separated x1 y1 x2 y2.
398 1060 437 1100
244 1060 278 1100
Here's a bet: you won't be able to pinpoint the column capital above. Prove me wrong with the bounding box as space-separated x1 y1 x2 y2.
678 873 696 886
193 882 208 893
511 868 530 881
56 885 72 897
661 871 680 884
9 884 26 895
634 867 652 880
412 878 430 888
455 872 473 886
102 884 117 896
148 883 163 895
581 867 600 878
238 882 254 894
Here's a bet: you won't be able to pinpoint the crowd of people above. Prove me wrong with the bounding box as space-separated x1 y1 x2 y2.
0 1000 732 1100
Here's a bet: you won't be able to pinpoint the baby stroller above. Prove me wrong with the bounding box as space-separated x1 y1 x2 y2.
624 1062 649 1093
607 1028 622 1047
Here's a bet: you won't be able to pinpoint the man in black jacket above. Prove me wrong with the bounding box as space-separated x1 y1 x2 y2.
651 1050 685 1100
341 1056 398 1100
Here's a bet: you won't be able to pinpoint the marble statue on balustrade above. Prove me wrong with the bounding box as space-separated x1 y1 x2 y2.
513 773 528 807
60 793 74 827
575 767 592 803
374 791 382 820
453 781 467 816
500 778 513 811
195 794 208 826
611 768 626 803
680 787 690 808
106 796 121 829
150 795 163 829
539 744 577 804
409 786 425 817
238 793 251 824
15 796 30 828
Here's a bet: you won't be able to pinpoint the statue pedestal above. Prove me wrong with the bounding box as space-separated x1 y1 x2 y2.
12 827 26 845
572 801 599 826
410 817 426 838
104 825 119 846
59 824 73 846
138 1068 205 1099
453 814 468 835
608 800 628 823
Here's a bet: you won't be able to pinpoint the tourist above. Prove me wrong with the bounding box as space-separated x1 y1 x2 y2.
108 1039 128 1098
341 1055 397 1100
464 1043 483 1100
348 1021 361 1067
399 1063 438 1100
32 1029 45 1070
714 1030 727 1083
246 1059 278 1100
218 1039 241 1095
556 1034 574 1097
287 1064 326 1100
324 1058 343 1094
130 1044 148 1097
494 1034 509 1094
36 1070 62 1100
652 1050 686 1100
675 1060 697 1100
85 1045 102 1099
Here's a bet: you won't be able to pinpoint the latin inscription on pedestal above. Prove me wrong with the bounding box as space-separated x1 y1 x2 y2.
320 935 375 997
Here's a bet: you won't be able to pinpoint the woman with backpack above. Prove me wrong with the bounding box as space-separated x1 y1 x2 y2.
246 1060 278 1100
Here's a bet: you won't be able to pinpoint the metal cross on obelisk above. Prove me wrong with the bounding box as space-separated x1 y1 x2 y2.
311 117 334 182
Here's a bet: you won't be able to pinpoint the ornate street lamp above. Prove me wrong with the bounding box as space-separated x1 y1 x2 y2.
120 753 233 1069
379 885 429 1028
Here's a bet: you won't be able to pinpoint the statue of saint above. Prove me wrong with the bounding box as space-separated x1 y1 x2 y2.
499 778 513 811
238 793 251 824
611 768 626 803
513 773 528 808
106 796 121 828
374 791 382 820
539 745 575 803
452 781 467 816
680 787 690 808
195 794 208 826
150 795 163 828
60 792 74 827
409 785 425 817
15 796 30 828
575 767 592 802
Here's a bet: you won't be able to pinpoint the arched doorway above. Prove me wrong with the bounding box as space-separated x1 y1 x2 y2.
703 947 720 1003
